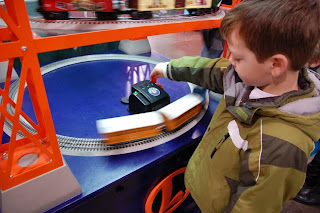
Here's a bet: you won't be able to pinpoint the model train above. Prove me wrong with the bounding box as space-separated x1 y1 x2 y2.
38 0 222 20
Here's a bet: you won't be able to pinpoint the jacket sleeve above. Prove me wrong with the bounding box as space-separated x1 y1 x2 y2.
223 134 310 213
167 56 230 94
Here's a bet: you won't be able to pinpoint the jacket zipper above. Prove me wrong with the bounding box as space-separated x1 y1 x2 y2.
210 133 230 159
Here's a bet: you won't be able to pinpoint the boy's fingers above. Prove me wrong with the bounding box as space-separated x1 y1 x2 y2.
150 71 157 77
153 72 163 78
151 62 167 78
151 70 160 78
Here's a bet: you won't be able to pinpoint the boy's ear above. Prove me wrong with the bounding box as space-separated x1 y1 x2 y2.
269 54 288 77
309 59 320 69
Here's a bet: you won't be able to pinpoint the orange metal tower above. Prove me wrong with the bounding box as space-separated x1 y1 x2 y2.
0 1 81 213
0 0 65 191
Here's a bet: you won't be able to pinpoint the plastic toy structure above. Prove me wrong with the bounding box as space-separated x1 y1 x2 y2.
38 0 223 20
0 0 241 212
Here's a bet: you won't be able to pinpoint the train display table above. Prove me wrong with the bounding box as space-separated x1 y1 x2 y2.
0 0 227 212
3 53 220 212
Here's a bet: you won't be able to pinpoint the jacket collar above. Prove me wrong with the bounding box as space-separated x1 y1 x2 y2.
223 66 318 124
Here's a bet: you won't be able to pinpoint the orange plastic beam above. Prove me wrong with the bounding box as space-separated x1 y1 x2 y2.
0 28 14 41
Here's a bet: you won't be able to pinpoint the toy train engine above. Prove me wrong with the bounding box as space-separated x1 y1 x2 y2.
38 0 222 20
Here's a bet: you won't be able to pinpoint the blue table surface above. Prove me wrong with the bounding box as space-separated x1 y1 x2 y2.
1 50 220 212
54 98 218 212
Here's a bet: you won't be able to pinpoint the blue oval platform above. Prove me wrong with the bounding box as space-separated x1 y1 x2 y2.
10 54 220 213
22 56 190 139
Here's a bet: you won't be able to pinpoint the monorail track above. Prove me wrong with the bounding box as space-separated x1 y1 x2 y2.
3 55 209 156
27 9 224 33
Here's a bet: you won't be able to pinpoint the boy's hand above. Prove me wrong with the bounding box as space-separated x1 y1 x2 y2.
150 62 167 79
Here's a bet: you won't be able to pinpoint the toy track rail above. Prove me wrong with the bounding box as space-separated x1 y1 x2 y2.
28 10 225 33
3 54 209 157
5 78 209 157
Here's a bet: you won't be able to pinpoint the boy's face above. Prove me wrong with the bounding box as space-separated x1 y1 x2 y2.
227 30 273 87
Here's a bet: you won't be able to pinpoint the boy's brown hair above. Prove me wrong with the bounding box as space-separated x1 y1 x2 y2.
220 0 320 70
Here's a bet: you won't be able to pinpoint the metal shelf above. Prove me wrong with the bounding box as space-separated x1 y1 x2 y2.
32 11 224 53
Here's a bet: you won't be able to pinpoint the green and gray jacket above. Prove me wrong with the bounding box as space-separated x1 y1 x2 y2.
165 56 320 213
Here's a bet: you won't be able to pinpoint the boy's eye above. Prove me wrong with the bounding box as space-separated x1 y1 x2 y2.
230 54 241 62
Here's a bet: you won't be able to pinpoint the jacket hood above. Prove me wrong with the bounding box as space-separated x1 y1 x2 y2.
223 66 320 141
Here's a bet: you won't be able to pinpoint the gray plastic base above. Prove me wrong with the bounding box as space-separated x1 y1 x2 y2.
118 39 151 55
0 161 81 213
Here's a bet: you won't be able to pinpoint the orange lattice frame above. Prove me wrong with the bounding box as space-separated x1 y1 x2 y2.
0 0 63 191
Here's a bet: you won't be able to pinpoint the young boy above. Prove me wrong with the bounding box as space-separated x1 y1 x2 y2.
151 0 320 212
